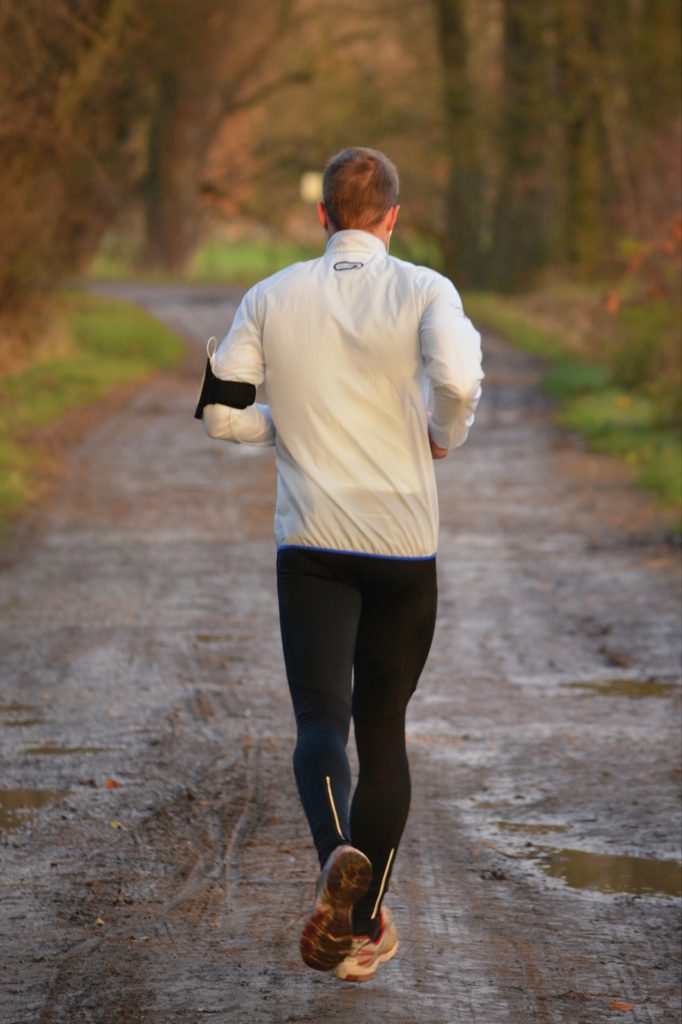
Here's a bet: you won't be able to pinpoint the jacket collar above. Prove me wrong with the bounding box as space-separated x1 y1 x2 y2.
325 230 387 255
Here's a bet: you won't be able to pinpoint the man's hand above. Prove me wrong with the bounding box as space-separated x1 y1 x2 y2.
429 434 448 460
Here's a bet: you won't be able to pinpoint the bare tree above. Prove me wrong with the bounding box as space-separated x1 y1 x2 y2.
0 0 149 307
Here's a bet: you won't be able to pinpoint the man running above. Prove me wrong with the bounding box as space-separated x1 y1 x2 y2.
195 147 483 982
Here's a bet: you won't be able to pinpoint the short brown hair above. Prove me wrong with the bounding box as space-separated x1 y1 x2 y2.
322 147 399 230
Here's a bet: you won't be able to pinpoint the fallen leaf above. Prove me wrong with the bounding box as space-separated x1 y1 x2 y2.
109 819 123 830
609 1002 635 1012
479 839 503 854
94 916 105 927
104 779 122 789
473 838 520 859
605 290 620 316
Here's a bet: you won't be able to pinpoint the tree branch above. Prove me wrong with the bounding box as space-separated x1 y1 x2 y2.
223 67 313 115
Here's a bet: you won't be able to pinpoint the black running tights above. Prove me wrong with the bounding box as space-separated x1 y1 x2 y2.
276 546 437 933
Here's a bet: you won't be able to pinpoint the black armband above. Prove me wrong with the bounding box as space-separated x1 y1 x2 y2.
193 358 257 419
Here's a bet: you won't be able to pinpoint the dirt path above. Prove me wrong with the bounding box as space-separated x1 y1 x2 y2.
1 283 680 1024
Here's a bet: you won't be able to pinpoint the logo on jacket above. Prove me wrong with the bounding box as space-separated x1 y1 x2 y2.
333 261 364 271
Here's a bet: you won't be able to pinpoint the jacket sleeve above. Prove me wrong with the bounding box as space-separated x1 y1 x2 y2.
419 275 483 450
201 286 276 448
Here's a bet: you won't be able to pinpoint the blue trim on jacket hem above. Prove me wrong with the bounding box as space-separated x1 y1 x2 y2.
276 543 437 561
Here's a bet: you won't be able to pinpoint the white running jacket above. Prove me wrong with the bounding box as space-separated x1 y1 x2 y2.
203 229 483 558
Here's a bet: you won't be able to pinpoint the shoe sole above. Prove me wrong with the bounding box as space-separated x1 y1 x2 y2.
335 936 399 982
300 847 372 971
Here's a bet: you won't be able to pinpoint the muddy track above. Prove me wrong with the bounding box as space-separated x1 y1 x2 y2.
1 282 680 1024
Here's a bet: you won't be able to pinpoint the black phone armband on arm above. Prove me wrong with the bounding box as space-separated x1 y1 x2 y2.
193 358 257 419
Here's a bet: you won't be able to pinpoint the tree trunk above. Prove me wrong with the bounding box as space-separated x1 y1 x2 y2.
432 0 486 288
142 59 219 272
489 0 559 290
553 0 606 274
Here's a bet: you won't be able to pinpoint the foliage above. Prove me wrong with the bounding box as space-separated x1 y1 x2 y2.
556 392 681 509
2 1 680 354
601 214 682 418
429 0 681 289
0 0 148 308
0 0 310 314
466 287 681 513
0 294 183 535
615 304 669 389
462 293 566 361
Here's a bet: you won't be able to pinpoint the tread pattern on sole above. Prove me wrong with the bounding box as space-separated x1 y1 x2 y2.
299 846 372 971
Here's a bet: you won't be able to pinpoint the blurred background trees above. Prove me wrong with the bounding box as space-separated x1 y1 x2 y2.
1 0 679 303
0 0 311 305
0 0 145 311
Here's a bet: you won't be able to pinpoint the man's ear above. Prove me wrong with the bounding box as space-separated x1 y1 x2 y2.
387 204 400 233
317 201 330 231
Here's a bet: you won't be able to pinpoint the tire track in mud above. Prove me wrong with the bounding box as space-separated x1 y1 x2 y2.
222 737 263 905
33 706 259 1023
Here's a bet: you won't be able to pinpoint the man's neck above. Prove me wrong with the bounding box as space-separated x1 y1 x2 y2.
326 225 391 248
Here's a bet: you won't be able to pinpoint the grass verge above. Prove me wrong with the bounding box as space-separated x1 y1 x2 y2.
464 291 681 517
0 292 184 536
90 234 320 286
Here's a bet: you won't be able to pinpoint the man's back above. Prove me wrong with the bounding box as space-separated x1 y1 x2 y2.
212 228 483 558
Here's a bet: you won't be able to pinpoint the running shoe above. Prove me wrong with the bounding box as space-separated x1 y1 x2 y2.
299 845 372 971
333 907 399 982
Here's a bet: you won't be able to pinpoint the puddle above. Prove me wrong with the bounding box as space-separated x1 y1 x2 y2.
563 679 679 699
24 745 113 756
0 789 69 834
3 719 48 727
0 704 39 713
494 821 568 835
534 847 682 897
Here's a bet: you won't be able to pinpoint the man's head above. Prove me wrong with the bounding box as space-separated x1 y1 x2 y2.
318 147 400 240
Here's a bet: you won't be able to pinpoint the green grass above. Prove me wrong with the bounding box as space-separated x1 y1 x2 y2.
540 360 614 399
556 391 681 507
0 292 184 535
189 237 318 283
90 234 320 285
463 290 681 516
463 292 567 362
390 235 445 270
